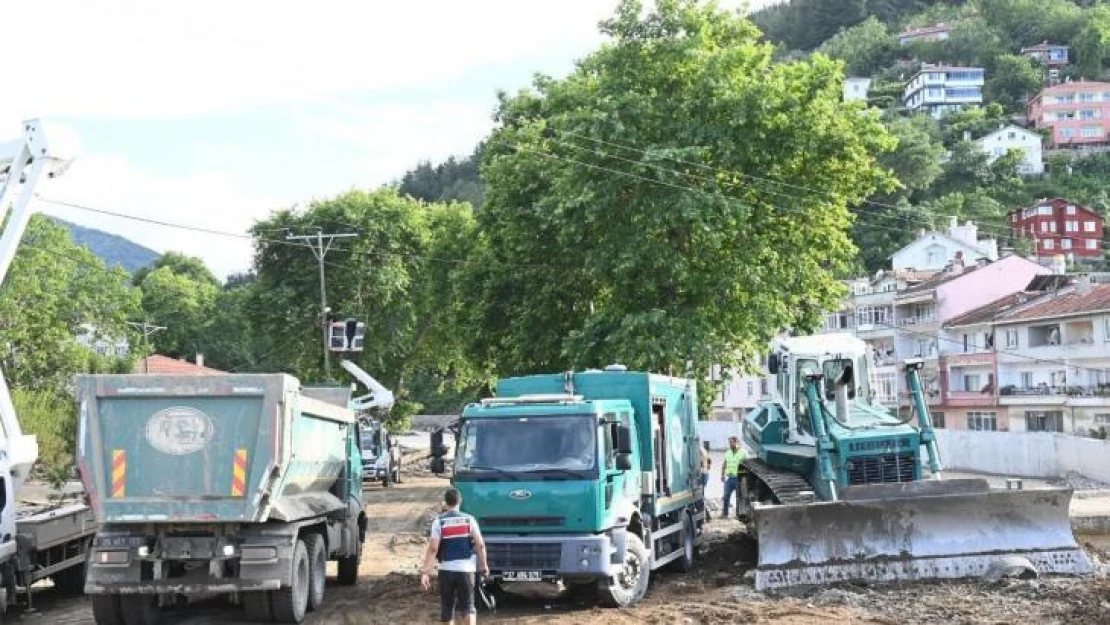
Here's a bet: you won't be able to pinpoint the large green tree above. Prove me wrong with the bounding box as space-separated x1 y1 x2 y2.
248 189 482 427
465 0 896 407
135 257 220 359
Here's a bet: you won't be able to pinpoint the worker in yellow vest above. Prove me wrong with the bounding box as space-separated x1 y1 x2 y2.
721 435 748 520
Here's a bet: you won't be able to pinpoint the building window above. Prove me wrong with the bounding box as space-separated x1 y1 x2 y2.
1005 329 1019 348
1025 410 1064 432
967 412 998 431
1066 220 1079 232
1080 92 1096 102
1038 205 1053 216
1079 109 1098 119
1044 239 1055 250
1061 128 1075 138
1050 222 1057 232
746 381 754 397
1105 316 1110 340
1066 204 1077 215
931 412 946 429
1041 222 1050 233
1063 238 1073 250
1082 126 1102 138
964 374 982 392
1088 239 1100 250
1021 371 1034 388
1095 414 1110 425
1085 221 1097 232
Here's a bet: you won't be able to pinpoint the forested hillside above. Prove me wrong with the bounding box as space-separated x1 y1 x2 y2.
749 0 1110 272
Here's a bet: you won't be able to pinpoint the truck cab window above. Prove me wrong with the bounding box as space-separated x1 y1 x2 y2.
796 359 818 436
602 414 617 470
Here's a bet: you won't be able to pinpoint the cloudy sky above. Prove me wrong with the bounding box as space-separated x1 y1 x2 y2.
5 0 761 279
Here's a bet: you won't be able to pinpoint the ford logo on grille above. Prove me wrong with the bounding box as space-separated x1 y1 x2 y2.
509 489 532 500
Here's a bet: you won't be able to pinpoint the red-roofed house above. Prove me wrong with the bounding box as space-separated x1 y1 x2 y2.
1008 198 1104 262
135 354 225 375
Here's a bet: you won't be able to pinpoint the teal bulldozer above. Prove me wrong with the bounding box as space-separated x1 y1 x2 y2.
741 333 1092 590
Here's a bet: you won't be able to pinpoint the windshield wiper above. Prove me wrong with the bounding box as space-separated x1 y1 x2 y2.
459 465 519 481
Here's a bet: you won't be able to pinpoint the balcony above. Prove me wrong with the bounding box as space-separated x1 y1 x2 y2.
998 384 1110 406
944 389 996 407
942 351 997 368
898 315 938 327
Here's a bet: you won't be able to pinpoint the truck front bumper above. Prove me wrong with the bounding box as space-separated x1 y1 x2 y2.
484 531 626 580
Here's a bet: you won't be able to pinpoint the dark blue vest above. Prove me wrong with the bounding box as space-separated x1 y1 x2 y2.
436 510 475 563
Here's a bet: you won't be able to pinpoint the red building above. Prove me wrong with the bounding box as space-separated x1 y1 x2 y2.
1008 198 1104 260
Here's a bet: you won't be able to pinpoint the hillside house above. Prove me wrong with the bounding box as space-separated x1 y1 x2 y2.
1027 81 1110 149
903 64 984 118
892 217 998 272
1008 198 1105 262
899 23 950 46
974 124 1044 174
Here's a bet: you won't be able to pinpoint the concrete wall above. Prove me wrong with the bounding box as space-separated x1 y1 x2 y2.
935 429 1110 483
698 421 743 450
696 423 1110 482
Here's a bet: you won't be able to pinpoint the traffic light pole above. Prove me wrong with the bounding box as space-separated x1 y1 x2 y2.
286 230 357 381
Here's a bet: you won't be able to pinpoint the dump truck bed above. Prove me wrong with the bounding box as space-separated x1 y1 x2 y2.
75 373 355 525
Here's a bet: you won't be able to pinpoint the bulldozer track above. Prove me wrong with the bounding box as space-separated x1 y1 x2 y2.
742 459 817 505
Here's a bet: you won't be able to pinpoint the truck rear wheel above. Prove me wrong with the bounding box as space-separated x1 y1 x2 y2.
668 515 696 573
271 538 310 623
337 541 360 586
118 595 159 625
304 534 327 612
91 595 125 625
597 534 650 608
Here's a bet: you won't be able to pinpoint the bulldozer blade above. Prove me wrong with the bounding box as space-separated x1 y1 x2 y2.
752 486 1093 591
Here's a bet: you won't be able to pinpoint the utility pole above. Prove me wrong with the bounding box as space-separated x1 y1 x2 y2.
127 321 166 374
286 230 358 381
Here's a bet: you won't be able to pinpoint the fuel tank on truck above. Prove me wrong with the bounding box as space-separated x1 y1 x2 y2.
74 373 355 525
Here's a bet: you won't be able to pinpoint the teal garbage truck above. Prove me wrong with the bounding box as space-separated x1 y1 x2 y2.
430 365 707 607
75 373 367 624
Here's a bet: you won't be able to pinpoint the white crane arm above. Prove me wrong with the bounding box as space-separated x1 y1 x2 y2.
339 359 396 412
0 120 77 491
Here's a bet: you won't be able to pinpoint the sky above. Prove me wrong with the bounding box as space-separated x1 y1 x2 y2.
4 0 763 280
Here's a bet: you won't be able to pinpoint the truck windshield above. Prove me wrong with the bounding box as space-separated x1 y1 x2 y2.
361 431 381 451
456 415 596 476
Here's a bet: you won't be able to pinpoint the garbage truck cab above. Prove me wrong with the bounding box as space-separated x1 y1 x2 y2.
435 366 706 608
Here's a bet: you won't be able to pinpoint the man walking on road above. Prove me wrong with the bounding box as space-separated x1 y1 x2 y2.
421 488 490 624
721 435 748 519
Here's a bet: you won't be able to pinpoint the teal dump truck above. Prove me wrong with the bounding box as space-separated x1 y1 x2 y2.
75 374 367 625
430 366 706 607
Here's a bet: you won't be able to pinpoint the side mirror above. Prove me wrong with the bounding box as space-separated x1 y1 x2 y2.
615 453 633 471
767 353 780 375
616 425 633 454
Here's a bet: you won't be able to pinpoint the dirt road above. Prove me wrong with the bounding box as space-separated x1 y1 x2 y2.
12 464 1110 624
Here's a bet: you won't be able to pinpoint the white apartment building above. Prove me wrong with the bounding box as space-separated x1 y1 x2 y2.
903 65 985 118
993 280 1110 435
709 362 767 421
974 124 1045 175
76 324 131 357
892 217 998 272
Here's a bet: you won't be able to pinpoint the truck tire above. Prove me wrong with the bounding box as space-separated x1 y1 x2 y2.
597 534 650 608
91 595 125 625
242 591 273 621
393 465 402 484
336 543 360 586
118 595 159 625
51 562 86 594
669 514 696 573
304 533 327 612
271 538 310 623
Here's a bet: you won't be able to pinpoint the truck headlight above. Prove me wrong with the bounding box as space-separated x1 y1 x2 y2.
223 545 236 557
137 546 150 558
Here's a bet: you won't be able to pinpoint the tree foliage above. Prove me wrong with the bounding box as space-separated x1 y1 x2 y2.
248 189 481 428
398 144 486 209
465 0 895 409
135 260 220 359
817 17 900 76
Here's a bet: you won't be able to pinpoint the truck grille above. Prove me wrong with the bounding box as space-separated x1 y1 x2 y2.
487 543 562 570
480 516 565 528
847 453 916 485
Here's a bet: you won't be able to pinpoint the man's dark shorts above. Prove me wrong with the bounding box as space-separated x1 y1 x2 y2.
438 570 475 622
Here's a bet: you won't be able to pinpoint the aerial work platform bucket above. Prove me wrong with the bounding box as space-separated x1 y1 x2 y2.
750 479 1093 591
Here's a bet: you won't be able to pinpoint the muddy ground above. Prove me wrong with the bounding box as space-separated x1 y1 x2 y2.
12 460 1110 625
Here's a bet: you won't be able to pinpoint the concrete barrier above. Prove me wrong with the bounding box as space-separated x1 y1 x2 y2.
934 429 1110 484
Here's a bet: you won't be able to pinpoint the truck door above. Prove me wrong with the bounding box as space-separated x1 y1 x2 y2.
652 398 669 496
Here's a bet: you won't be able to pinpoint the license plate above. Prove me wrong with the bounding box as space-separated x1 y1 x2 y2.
501 571 542 582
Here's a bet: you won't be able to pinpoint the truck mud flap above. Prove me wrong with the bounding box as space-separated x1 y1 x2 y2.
751 481 1093 591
